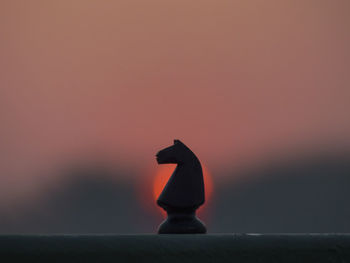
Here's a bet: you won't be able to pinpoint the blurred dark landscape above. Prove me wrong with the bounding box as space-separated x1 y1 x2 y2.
1 151 349 234
212 152 350 233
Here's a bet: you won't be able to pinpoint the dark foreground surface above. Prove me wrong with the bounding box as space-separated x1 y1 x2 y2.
0 234 349 262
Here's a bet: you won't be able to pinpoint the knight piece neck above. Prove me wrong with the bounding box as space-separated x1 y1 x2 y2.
175 154 202 174
157 165 204 208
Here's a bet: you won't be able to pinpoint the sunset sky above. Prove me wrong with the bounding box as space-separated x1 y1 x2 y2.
1 1 350 205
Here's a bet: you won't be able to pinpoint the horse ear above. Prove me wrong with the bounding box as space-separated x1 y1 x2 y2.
174 139 183 145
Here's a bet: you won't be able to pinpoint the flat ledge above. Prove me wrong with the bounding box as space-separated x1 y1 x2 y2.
0 234 349 262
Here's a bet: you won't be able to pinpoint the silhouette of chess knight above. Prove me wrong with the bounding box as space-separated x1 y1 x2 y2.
155 139 206 234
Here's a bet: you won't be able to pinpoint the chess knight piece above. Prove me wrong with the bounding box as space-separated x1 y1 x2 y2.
155 139 206 234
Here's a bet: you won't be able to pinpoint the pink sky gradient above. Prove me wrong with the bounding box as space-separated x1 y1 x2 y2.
1 1 350 203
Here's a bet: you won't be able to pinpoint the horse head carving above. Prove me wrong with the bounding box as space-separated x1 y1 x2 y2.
155 139 206 234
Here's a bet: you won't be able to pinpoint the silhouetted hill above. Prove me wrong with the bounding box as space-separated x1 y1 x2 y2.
0 165 160 234
211 154 350 233
0 154 349 233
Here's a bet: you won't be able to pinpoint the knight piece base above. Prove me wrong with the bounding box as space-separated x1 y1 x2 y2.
157 210 206 234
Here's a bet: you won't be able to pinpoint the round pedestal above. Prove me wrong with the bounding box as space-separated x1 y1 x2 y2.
158 210 206 234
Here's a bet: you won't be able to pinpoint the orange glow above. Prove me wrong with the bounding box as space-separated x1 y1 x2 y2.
153 164 213 215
